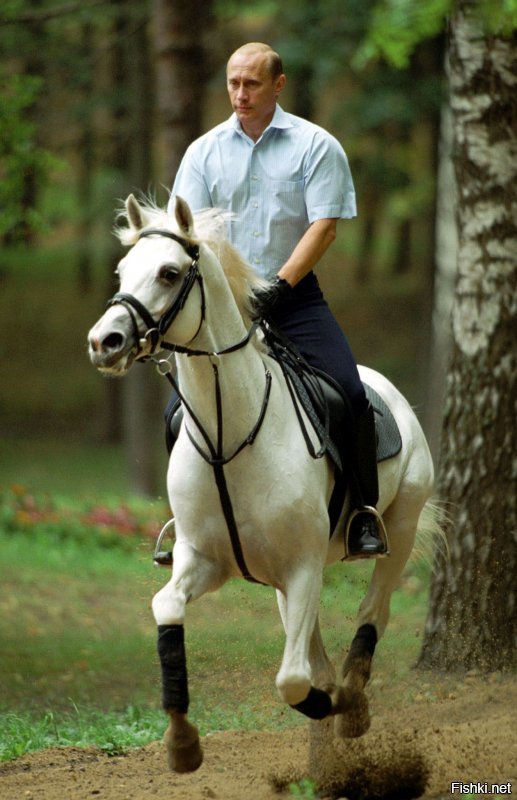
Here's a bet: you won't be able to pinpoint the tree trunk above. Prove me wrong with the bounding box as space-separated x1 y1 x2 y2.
355 188 380 283
77 21 95 293
122 10 164 496
147 0 214 495
101 2 164 495
152 0 212 186
423 103 458 463
418 3 517 671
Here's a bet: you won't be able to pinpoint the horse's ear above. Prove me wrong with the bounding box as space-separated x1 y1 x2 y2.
174 196 194 235
125 194 148 232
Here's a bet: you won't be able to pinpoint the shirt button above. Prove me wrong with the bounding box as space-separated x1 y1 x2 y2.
252 201 258 208
253 231 260 237
251 174 258 181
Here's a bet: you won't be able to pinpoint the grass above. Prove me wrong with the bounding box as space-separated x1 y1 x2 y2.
0 706 165 761
0 495 432 762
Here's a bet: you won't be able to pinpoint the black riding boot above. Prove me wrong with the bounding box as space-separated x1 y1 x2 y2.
345 403 389 558
165 395 182 454
155 398 183 567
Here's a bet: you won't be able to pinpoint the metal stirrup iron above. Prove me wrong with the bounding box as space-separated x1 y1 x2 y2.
153 518 176 567
344 506 390 559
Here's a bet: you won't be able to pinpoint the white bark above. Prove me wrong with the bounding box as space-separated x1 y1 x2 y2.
419 2 517 671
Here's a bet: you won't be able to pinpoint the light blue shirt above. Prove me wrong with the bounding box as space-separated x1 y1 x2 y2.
169 105 356 280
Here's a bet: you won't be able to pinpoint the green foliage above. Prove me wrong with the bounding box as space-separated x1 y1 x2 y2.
288 777 319 798
357 0 517 69
0 69 62 239
269 0 443 232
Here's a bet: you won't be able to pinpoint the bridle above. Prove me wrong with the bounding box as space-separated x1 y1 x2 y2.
107 228 204 358
107 227 260 359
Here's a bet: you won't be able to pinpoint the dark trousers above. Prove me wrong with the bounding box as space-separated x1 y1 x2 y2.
271 272 367 418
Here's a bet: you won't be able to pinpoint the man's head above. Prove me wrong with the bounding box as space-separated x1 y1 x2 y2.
226 43 286 141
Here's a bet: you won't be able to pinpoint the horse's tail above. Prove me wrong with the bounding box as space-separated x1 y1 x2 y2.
411 499 449 566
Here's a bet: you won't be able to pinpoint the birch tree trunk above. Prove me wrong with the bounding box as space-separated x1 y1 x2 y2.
418 3 517 670
424 102 458 463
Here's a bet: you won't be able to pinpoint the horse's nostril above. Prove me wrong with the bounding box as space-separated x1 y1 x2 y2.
102 332 125 351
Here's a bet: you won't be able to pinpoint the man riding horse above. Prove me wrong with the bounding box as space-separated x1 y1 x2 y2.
166 42 386 558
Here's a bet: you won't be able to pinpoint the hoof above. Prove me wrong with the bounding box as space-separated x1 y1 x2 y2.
164 720 204 773
332 686 371 739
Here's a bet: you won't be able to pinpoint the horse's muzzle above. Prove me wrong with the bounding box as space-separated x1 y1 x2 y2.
87 310 137 375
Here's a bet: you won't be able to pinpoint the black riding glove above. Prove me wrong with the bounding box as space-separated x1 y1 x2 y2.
252 276 293 319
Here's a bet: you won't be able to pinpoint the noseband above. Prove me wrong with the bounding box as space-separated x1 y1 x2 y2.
107 228 204 357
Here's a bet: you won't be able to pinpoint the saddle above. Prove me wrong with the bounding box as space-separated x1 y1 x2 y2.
285 364 402 471
166 327 402 539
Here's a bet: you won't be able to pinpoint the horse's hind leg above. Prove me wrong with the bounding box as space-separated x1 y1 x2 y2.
152 541 226 772
334 496 420 738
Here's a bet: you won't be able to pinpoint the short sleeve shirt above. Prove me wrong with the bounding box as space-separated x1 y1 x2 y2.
169 105 357 280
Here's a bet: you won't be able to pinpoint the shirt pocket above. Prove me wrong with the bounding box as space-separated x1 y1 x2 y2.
266 178 306 221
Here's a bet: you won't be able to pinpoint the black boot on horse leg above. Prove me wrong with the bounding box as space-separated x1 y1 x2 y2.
157 624 203 772
333 623 377 738
345 403 388 558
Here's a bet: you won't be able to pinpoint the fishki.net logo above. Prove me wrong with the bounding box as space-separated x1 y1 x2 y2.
451 782 513 796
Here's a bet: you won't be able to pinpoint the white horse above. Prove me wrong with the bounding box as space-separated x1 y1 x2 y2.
88 195 435 773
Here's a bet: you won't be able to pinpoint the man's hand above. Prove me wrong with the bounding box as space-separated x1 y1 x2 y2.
252 276 292 319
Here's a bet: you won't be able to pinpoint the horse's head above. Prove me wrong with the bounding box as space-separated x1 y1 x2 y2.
88 195 204 375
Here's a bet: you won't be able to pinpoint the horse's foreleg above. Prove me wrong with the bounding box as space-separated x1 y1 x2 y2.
157 624 203 773
152 542 225 773
276 567 334 720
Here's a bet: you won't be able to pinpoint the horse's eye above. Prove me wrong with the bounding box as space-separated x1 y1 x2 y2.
159 264 179 284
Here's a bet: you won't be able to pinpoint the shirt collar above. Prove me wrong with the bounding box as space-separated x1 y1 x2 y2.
228 104 293 136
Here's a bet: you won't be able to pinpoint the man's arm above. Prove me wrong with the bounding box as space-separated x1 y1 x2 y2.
277 218 337 287
168 145 212 214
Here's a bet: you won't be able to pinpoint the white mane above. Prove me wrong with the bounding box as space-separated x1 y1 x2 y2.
115 199 267 321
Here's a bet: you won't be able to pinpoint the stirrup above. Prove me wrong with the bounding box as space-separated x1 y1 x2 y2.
153 518 176 567
344 506 390 560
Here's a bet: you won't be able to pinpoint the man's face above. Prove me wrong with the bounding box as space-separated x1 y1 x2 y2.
226 52 285 138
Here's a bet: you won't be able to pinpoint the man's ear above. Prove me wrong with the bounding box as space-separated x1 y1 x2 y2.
275 73 286 97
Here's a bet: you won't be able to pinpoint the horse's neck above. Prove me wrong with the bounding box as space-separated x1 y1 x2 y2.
175 260 267 454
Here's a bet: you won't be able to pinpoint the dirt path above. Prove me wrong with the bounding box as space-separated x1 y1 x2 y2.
1 674 515 800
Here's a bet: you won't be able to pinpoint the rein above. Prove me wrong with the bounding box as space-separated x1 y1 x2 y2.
158 357 271 585
110 226 269 585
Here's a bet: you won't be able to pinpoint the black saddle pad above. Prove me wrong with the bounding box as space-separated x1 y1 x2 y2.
364 382 402 463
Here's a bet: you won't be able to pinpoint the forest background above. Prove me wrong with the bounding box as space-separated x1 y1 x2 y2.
1 0 453 496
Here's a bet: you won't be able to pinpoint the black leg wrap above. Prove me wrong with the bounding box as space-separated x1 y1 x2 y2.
342 623 377 676
290 687 332 720
157 624 189 714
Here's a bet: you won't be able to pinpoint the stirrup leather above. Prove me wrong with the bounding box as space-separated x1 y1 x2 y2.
344 506 390 560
